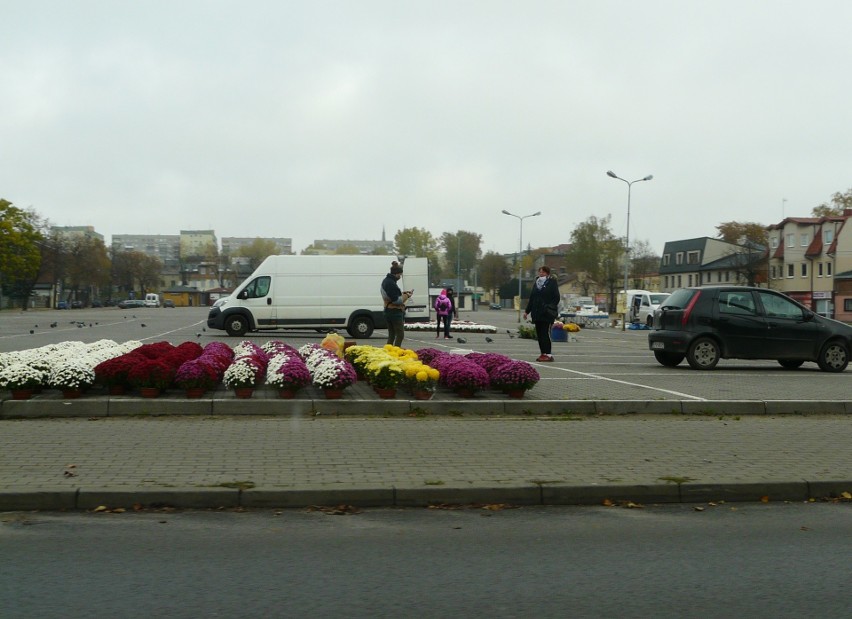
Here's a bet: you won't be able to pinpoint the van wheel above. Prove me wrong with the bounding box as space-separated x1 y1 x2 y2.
686 337 720 370
347 316 374 338
817 340 849 373
224 315 249 337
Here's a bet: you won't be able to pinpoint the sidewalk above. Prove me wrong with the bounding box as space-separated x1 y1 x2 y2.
2 410 851 511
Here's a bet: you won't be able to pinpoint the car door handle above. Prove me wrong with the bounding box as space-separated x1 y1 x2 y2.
267 298 272 305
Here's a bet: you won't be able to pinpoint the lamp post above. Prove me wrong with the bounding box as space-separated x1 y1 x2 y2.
606 170 653 330
501 209 541 322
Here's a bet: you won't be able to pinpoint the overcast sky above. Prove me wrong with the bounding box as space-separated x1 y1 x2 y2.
3 1 851 257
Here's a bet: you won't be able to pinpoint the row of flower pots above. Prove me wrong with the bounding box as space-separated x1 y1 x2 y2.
1 338 540 401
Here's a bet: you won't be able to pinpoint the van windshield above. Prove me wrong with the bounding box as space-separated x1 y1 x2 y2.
649 293 669 305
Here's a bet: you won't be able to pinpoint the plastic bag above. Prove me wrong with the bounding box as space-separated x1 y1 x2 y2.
321 332 346 358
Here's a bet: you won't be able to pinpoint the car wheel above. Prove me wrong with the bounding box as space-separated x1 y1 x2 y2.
654 351 684 367
224 314 249 337
778 360 805 370
686 337 720 370
817 340 849 373
347 315 374 339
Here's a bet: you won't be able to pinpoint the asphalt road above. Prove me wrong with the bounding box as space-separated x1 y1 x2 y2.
2 503 851 618
2 306 849 403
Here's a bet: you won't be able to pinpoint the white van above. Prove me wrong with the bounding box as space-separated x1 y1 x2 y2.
618 289 670 325
207 255 429 338
144 293 160 308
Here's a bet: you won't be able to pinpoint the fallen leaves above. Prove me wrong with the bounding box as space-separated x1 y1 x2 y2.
602 499 644 509
307 504 362 515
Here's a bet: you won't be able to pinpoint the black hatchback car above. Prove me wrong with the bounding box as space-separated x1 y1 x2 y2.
648 286 852 372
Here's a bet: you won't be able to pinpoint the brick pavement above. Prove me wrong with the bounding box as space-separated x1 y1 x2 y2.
2 414 851 511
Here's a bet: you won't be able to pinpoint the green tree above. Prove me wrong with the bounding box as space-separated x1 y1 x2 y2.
239 238 280 270
564 215 622 295
66 236 111 303
812 187 852 217
0 199 43 309
478 251 511 301
715 221 768 246
440 230 482 284
394 227 441 280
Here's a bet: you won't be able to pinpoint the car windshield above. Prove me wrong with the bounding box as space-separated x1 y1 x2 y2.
660 289 697 309
649 293 669 305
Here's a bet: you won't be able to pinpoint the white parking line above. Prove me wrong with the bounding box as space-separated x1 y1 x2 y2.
536 365 707 400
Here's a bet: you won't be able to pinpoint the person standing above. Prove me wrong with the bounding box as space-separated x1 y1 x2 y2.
523 265 560 362
446 286 458 335
380 261 412 347
434 289 453 339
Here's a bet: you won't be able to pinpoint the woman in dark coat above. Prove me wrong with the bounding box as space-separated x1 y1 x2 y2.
523 265 560 362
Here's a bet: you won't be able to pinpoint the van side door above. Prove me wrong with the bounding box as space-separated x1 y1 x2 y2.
237 276 276 328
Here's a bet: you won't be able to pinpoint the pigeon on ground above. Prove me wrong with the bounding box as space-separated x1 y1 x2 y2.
77 324 83 328
132 315 136 319
457 337 467 344
485 336 493 343
50 322 57 328
202 327 206 332
197 333 202 338
29 330 34 334
509 333 515 338
34 324 38 328
140 323 146 327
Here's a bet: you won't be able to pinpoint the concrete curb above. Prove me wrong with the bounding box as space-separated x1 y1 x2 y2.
3 480 851 512
3 396 852 419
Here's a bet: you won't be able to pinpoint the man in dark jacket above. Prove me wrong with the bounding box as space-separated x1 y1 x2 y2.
523 265 560 361
380 261 412 347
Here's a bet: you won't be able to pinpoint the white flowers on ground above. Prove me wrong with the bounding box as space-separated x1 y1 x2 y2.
0 340 141 392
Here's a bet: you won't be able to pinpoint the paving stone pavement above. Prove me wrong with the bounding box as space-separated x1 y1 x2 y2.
2 414 851 511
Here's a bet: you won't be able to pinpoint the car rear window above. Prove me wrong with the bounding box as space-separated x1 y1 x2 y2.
660 289 698 309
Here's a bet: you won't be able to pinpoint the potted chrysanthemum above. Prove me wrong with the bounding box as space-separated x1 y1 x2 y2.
489 360 540 398
266 355 311 398
175 359 220 398
310 357 357 399
0 362 44 400
49 360 96 399
223 359 262 398
128 358 176 397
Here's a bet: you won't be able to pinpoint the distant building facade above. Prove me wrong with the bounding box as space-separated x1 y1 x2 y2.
111 234 180 269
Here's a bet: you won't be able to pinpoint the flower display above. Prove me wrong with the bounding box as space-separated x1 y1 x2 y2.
223 359 261 389
405 320 497 334
426 351 490 393
128 359 176 390
488 360 540 391
95 353 145 388
265 352 311 391
304 346 357 390
0 362 44 391
174 359 220 390
48 360 96 391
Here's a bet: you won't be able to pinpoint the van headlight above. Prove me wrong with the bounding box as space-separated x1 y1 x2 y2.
213 298 227 308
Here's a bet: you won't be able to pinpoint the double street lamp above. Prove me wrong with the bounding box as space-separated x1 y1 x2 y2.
501 209 541 322
606 170 653 328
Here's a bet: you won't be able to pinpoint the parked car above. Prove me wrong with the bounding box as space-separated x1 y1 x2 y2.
71 300 84 309
56 301 69 310
163 299 175 308
648 286 852 372
117 299 146 309
91 300 102 308
489 303 502 310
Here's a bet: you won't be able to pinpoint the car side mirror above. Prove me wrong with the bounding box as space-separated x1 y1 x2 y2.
237 290 248 300
802 310 815 322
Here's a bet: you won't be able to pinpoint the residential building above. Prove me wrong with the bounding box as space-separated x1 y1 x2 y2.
309 228 394 255
50 225 104 244
111 234 180 269
659 237 765 292
767 209 852 317
221 237 293 257
179 230 217 258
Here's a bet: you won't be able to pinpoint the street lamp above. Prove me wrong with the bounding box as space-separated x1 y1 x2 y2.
606 170 653 329
501 209 542 322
